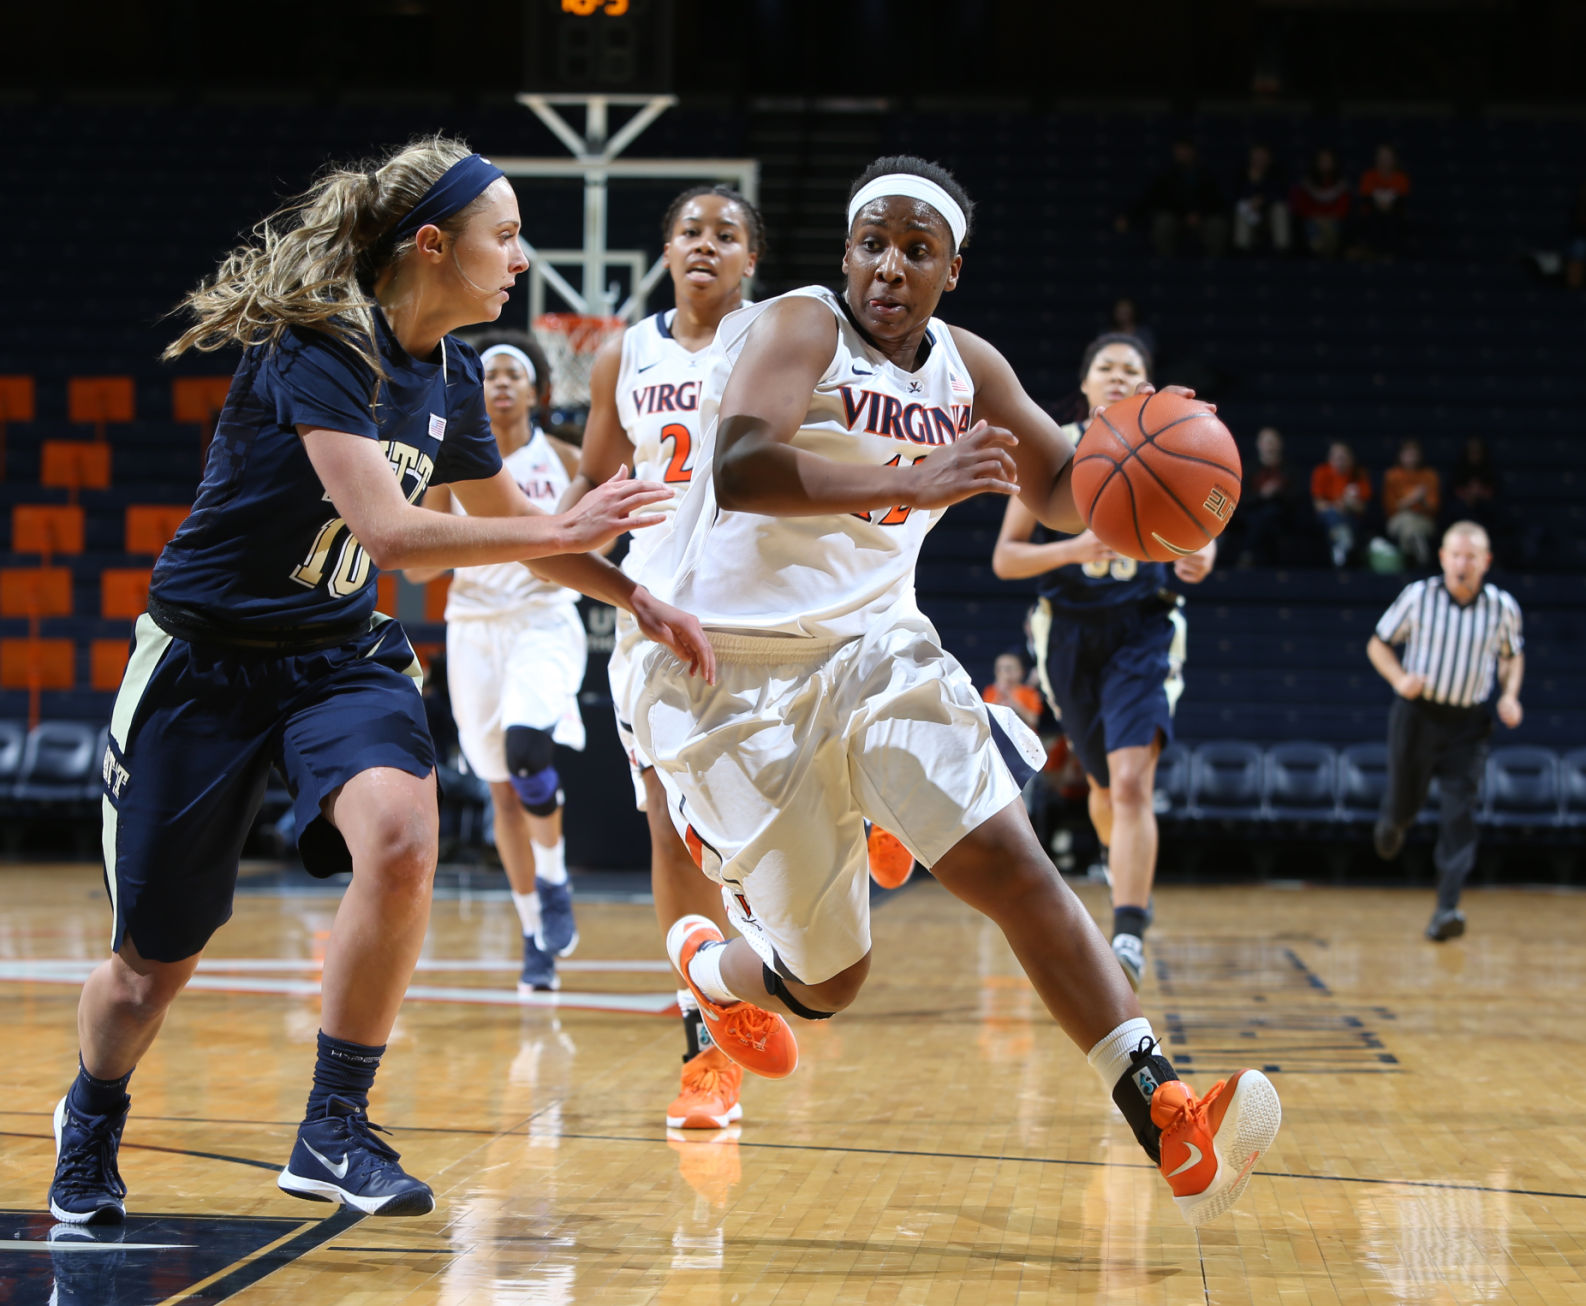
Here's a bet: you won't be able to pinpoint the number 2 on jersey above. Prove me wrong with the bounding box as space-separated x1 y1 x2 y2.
661 422 695 484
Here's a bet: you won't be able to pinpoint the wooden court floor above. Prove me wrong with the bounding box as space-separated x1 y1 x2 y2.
4 862 1586 1305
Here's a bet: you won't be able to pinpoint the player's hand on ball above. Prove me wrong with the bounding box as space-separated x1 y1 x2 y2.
1396 671 1426 700
631 586 717 684
1092 382 1214 424
903 421 1018 510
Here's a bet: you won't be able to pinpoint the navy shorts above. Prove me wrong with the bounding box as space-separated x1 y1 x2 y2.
100 614 434 962
1032 598 1186 788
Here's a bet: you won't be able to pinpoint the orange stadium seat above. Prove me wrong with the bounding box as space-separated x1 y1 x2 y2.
91 638 129 691
0 376 36 423
376 573 398 615
171 377 232 424
41 440 112 492
125 504 189 556
12 504 85 556
100 568 152 620
67 376 135 439
424 577 451 622
0 568 72 618
0 638 74 690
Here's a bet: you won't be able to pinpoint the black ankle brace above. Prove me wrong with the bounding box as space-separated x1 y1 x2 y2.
763 963 835 1021
1110 1036 1179 1165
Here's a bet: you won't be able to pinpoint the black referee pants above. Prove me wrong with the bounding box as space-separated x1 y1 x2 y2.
1381 697 1492 910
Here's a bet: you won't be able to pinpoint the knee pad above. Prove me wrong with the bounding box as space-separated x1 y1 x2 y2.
763 963 836 1021
505 725 560 816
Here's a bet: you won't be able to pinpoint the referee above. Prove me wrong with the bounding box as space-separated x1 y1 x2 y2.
1366 521 1524 941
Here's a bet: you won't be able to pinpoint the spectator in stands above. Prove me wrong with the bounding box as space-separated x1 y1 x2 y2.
1290 147 1351 258
983 650 1043 732
1116 138 1228 258
1381 437 1441 567
1565 182 1586 292
1230 143 1291 254
1312 440 1372 566
1356 143 1412 260
1237 426 1307 566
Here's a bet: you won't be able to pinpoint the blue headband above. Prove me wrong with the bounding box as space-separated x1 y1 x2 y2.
390 154 506 242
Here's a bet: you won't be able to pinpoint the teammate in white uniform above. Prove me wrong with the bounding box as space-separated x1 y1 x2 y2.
633 156 1281 1227
567 186 767 1131
407 335 587 992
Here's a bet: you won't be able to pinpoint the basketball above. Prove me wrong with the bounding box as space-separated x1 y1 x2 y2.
1071 391 1243 563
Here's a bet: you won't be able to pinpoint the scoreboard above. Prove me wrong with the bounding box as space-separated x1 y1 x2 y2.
525 0 675 94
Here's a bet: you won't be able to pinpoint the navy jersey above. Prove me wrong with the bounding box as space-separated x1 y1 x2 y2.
151 310 501 644
1033 419 1167 611
1032 522 1169 610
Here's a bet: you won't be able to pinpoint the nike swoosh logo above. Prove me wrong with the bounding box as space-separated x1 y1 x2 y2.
637 360 661 373
1150 532 1197 557
1167 1141 1203 1178
304 1140 350 1179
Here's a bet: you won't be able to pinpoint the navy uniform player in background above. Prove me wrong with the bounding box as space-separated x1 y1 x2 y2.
47 136 714 1224
991 333 1215 990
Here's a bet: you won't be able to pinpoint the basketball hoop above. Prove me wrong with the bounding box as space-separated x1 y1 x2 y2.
533 313 626 411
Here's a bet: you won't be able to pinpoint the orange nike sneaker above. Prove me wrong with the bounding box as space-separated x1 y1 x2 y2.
1152 1069 1281 1227
665 915 799 1080
867 824 914 890
667 1045 744 1130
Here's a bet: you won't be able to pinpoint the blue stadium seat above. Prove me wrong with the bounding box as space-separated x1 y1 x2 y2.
1154 742 1191 816
0 718 24 800
1263 742 1338 821
1337 742 1390 823
1561 750 1586 829
1190 742 1264 820
13 721 100 806
1484 746 1560 827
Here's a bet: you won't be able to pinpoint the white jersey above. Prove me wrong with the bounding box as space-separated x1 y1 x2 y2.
444 429 578 621
614 309 708 580
637 285 975 640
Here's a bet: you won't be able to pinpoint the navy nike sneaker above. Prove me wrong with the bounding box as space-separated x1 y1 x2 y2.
278 1095 434 1216
535 877 578 957
48 1094 129 1224
519 933 558 993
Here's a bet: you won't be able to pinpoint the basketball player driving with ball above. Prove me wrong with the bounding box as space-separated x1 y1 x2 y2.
630 154 1281 1226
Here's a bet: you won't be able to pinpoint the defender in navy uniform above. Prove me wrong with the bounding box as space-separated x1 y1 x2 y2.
992 333 1215 990
47 137 714 1224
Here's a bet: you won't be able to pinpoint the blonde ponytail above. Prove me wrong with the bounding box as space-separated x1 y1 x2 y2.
163 134 481 386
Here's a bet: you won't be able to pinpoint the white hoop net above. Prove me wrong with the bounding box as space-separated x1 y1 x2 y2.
533 313 627 410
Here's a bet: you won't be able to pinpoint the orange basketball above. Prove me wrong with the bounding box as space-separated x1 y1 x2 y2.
1070 392 1242 563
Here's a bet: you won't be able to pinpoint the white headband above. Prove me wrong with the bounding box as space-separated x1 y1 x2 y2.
480 343 537 386
847 174 967 251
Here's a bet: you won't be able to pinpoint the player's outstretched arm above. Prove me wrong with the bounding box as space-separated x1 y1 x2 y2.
991 495 1119 579
400 484 455 585
950 326 1083 534
449 468 715 682
301 427 667 570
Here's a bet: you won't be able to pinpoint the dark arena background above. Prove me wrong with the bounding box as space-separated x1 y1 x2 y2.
3 2 1585 1303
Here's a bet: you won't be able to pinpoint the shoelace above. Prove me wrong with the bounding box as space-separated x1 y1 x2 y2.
728 1006 782 1052
681 1063 733 1099
55 1108 127 1199
322 1097 403 1163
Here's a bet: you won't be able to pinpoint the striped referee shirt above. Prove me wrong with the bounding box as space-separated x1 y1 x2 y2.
1374 579 1523 708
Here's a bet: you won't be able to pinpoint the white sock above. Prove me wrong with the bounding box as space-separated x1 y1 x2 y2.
676 987 698 1015
511 890 540 938
687 940 740 1006
534 837 568 885
1086 1017 1159 1094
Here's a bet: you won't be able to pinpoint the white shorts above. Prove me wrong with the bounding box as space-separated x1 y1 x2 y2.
606 609 652 809
447 604 587 783
632 612 1026 986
